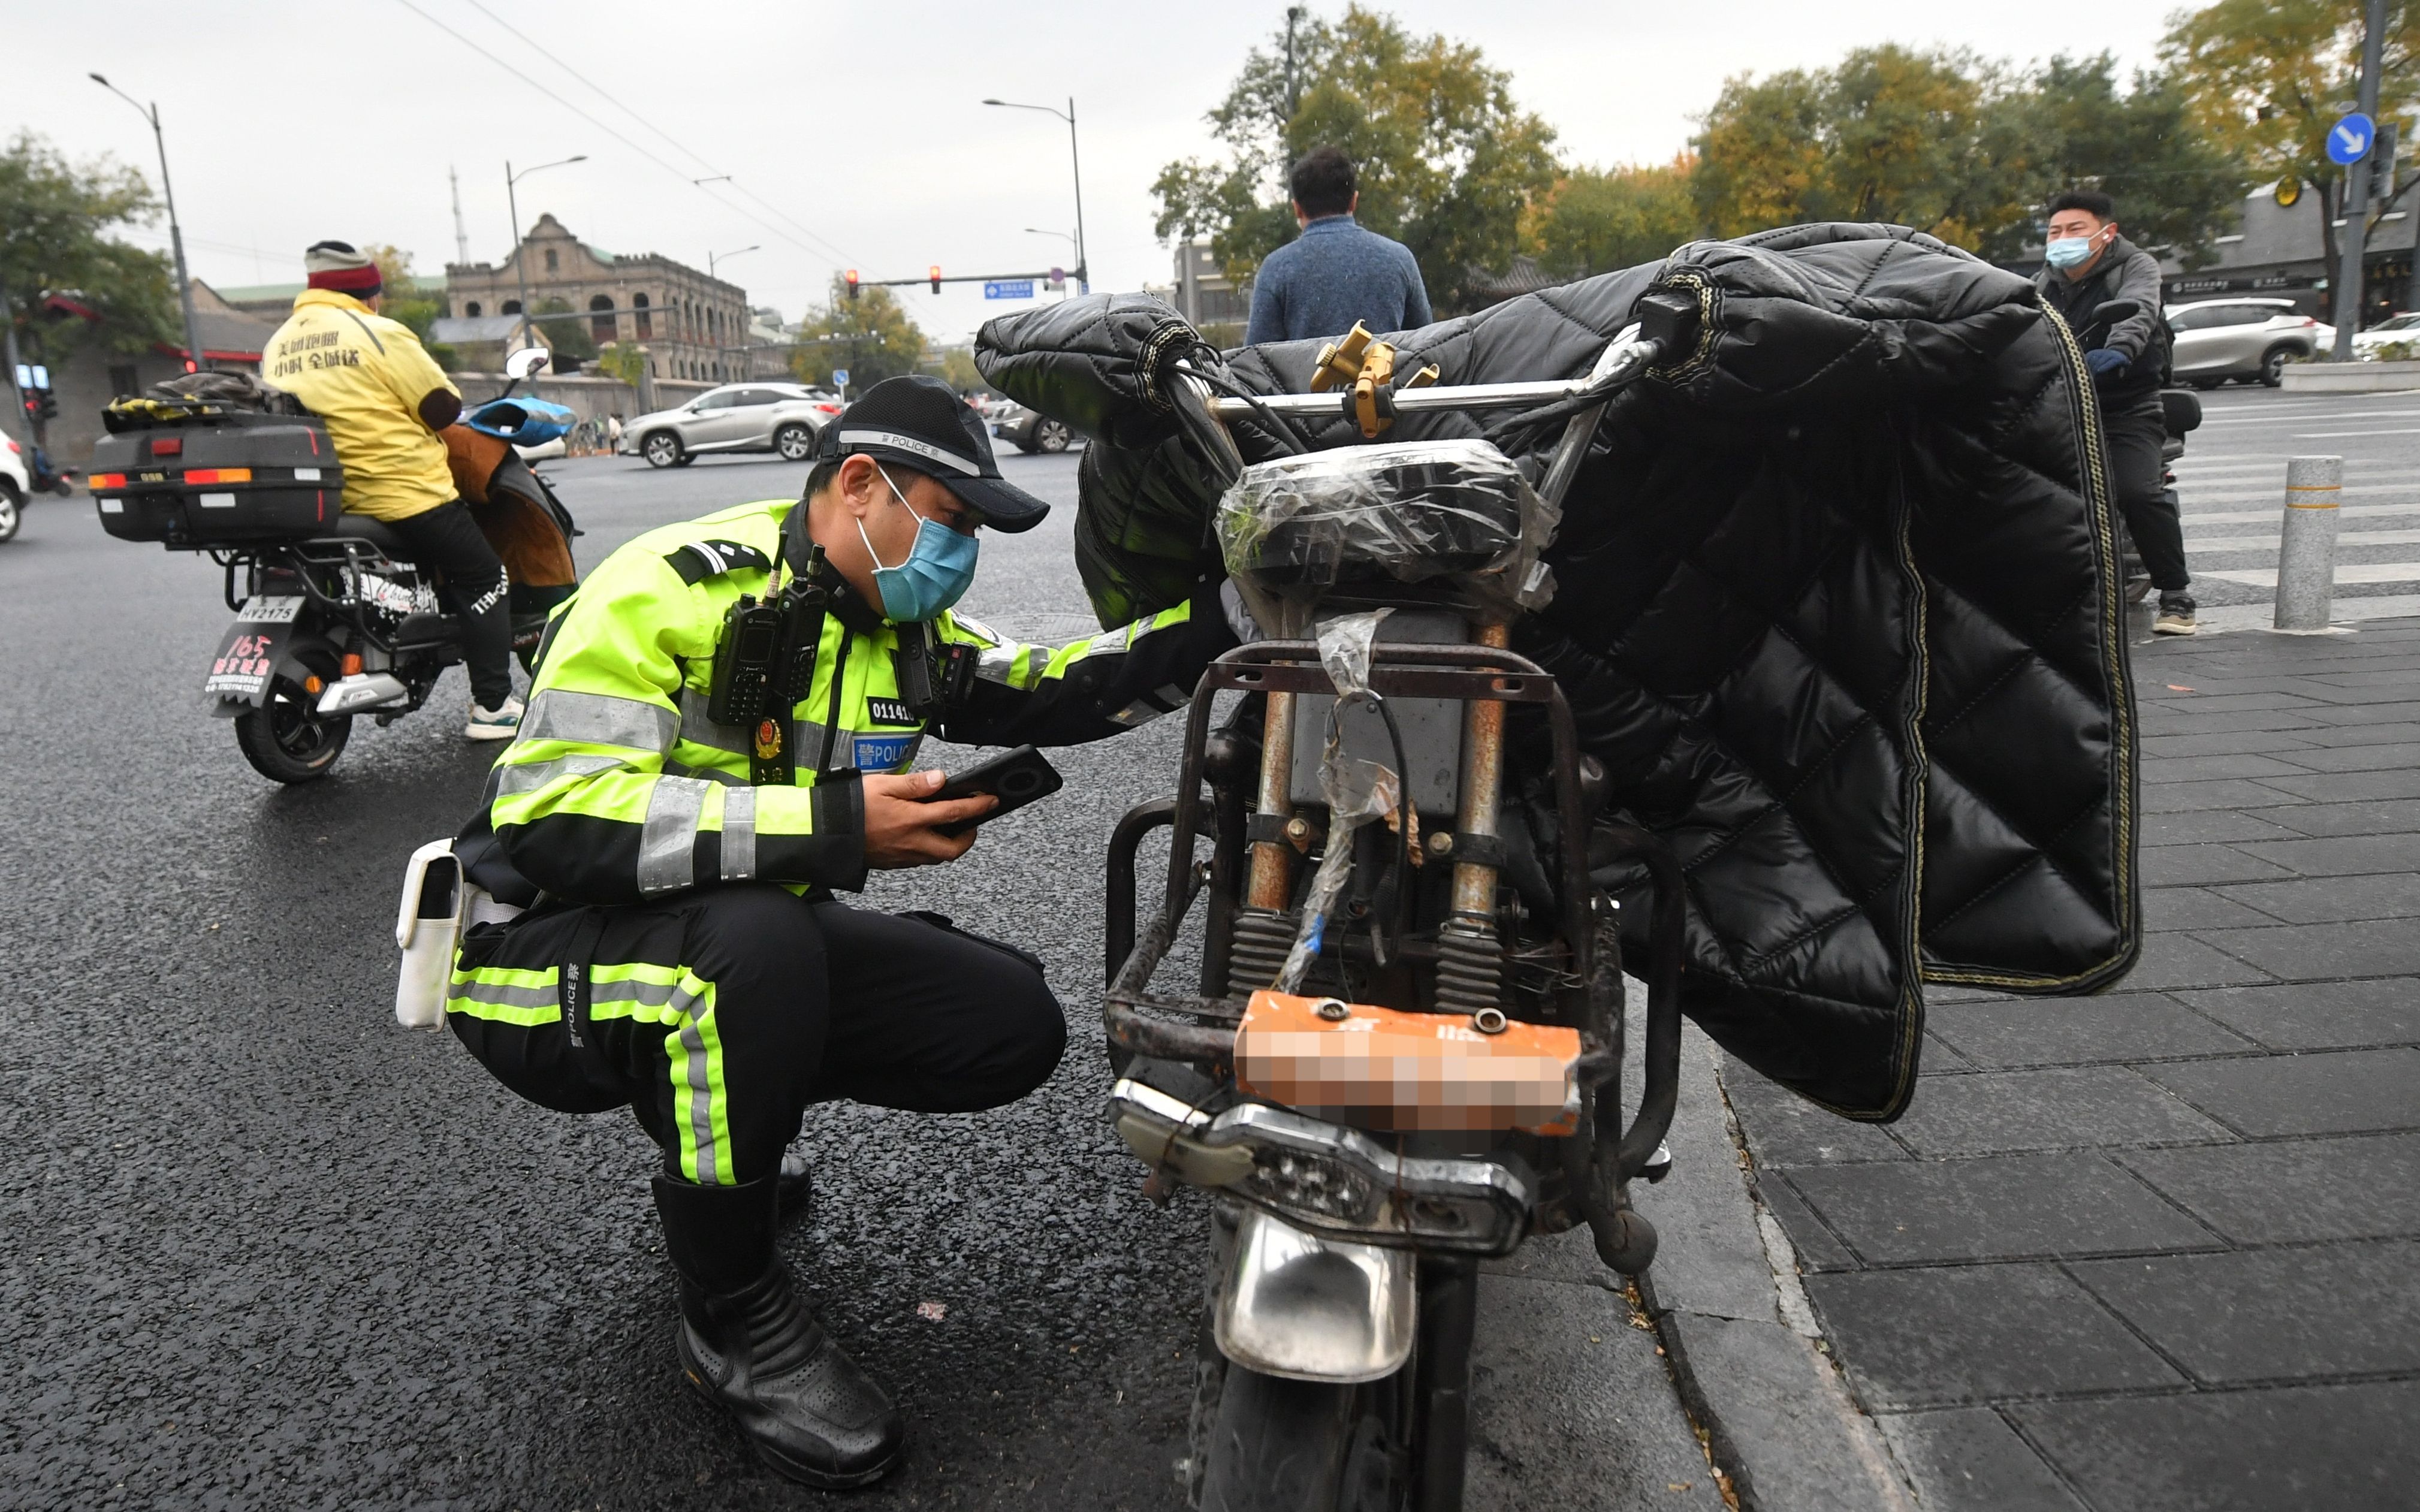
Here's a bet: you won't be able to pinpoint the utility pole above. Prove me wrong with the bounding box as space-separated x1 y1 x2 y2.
1284 7 1307 122
90 76 204 375
2334 0 2390 360
982 98 1091 289
0 271 32 448
504 156 586 354
450 165 470 268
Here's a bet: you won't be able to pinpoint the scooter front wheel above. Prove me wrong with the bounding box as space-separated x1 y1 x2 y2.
233 669 353 783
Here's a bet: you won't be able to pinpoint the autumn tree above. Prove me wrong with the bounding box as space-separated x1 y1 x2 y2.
0 131 176 376
788 277 924 391
1991 54 2249 267
1693 47 2035 246
1522 156 1701 279
1152 5 1561 312
2163 0 2420 303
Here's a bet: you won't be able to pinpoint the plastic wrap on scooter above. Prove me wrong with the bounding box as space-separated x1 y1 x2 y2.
1215 440 1558 637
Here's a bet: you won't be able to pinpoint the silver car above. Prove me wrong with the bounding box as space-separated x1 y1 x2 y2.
620 382 841 468
2166 298 2332 388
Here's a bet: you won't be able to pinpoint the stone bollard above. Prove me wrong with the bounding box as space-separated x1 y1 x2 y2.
2274 455 2343 632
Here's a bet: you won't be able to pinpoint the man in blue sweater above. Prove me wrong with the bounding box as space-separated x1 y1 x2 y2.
1245 146 1433 345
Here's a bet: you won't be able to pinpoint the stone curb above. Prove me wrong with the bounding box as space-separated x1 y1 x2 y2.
1630 1023 1918 1511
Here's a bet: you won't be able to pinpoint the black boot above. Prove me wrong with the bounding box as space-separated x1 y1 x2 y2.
651 1172 904 1487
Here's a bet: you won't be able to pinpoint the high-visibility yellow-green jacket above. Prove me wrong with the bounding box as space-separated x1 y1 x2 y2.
469 497 1227 906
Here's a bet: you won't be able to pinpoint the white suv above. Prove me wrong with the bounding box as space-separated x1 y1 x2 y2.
2166 298 2333 388
0 430 29 543
619 382 841 468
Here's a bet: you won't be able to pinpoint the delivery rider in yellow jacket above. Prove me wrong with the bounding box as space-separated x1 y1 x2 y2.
263 240 521 738
443 375 1232 1487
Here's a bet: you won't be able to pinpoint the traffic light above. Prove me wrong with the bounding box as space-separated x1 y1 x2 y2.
928 265 942 294
845 269 861 301
36 389 56 422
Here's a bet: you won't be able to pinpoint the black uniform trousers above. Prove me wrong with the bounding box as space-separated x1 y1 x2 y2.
2101 390 2190 594
388 500 516 708
448 886 1067 1186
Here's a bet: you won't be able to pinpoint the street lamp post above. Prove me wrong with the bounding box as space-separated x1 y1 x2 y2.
89 74 204 375
708 246 759 281
706 250 756 379
505 155 588 353
983 97 1088 289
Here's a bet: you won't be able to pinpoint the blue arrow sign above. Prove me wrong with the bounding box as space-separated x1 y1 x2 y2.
830 368 849 387
2330 111 2376 165
983 279 1036 300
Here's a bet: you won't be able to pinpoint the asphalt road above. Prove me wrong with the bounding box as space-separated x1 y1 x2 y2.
2174 383 2420 622
0 446 1718 1510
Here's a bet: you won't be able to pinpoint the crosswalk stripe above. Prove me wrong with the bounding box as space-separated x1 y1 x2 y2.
2178 503 2420 524
2198 562 2420 587
2186 529 2420 551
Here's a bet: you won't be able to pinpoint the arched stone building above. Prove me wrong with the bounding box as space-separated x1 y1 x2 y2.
443 212 753 381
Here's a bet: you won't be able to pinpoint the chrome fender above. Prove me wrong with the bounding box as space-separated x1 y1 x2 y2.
1214 1207 1415 1384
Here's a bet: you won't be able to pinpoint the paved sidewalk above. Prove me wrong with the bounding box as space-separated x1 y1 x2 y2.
1727 618 2420 1510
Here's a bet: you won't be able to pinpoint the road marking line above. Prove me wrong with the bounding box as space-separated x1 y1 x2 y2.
2198 562 2420 586
2180 504 2420 524
2186 529 2420 550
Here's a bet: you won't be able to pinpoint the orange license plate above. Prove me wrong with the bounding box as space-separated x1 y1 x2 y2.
1234 991 1582 1134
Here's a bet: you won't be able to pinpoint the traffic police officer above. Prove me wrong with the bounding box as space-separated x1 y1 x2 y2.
445 375 1230 1486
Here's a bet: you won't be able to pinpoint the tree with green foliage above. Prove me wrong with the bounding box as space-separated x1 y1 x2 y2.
362 243 456 368
788 277 924 391
929 345 988 395
0 131 176 375
1694 46 2035 248
1152 5 1561 313
594 341 647 387
2163 0 2420 294
531 295 597 366
1522 156 1701 280
1990 53 2249 267
1692 46 2245 265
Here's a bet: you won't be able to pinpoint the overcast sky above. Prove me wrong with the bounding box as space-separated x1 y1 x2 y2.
8 0 2201 345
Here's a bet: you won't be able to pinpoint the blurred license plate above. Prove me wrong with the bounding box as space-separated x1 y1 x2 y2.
1235 990 1582 1134
237 595 304 623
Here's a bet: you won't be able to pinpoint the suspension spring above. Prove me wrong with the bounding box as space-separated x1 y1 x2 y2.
1434 919 1504 1014
1226 907 1297 999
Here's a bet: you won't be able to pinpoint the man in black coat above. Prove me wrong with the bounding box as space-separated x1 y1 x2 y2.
2033 191 2195 635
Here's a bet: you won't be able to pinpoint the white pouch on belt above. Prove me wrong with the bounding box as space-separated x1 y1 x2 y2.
395 839 466 1028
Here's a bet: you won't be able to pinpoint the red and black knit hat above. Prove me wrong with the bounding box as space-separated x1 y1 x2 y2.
304 241 382 297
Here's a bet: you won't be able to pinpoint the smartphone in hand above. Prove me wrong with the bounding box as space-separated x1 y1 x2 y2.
931 746 1064 836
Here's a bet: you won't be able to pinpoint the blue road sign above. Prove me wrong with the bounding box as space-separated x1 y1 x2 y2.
831 368 849 387
2330 111 2376 165
983 280 1036 300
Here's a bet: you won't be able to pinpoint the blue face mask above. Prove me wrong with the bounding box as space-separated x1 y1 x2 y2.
857 463 979 621
2044 231 2101 270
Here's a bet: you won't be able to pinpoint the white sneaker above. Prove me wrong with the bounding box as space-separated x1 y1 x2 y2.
466 696 524 741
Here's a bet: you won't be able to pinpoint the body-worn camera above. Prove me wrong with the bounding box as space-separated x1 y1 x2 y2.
894 620 977 722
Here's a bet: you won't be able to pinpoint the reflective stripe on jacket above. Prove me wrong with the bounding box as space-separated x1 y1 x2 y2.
478 496 1226 905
